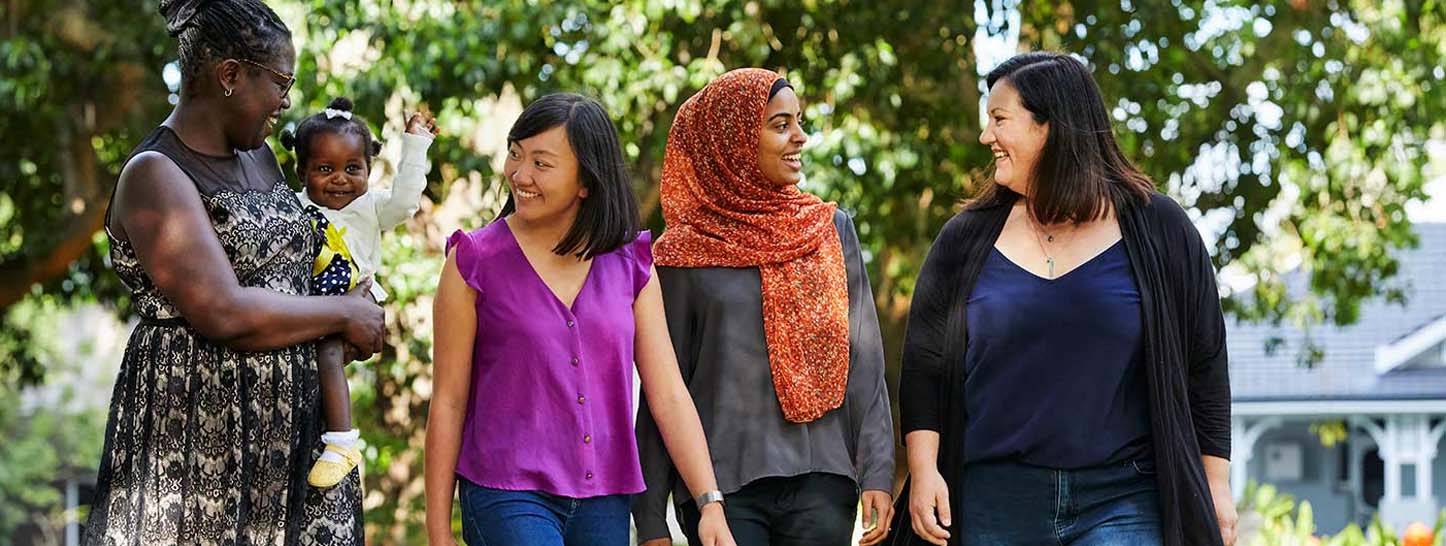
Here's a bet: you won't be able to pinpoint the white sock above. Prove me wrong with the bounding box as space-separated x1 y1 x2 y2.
319 429 360 464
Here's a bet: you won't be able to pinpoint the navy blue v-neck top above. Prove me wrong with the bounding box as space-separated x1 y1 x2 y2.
962 240 1153 469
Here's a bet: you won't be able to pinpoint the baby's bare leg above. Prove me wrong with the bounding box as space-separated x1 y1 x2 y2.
317 337 353 432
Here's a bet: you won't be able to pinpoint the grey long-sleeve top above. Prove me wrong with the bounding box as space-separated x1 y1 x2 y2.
632 210 895 541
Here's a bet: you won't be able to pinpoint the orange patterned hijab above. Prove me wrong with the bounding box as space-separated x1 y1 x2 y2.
653 68 850 423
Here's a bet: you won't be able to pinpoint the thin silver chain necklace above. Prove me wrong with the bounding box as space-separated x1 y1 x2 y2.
1026 212 1060 278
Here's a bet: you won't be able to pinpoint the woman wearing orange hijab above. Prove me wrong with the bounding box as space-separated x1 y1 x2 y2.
634 68 896 546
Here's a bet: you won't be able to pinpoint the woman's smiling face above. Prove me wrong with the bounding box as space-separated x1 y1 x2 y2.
979 80 1050 196
756 86 809 187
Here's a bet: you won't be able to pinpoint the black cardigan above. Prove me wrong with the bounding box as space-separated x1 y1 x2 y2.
892 191 1230 546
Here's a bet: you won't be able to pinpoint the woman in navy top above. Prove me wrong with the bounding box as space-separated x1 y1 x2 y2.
897 52 1235 546
963 239 1152 469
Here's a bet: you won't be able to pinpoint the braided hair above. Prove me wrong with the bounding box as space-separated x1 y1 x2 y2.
279 97 383 171
159 0 292 94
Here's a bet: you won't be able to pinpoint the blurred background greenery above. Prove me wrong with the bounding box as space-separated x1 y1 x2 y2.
2 0 1445 543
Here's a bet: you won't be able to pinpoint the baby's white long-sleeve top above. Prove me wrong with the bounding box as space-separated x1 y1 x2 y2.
297 132 433 302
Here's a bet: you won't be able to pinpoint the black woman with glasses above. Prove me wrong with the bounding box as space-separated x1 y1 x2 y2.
85 1 382 545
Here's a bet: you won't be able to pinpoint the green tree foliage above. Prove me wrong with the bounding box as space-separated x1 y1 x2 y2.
1 0 171 381
0 296 110 540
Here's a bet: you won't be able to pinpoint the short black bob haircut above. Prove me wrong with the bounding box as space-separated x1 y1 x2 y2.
500 93 642 259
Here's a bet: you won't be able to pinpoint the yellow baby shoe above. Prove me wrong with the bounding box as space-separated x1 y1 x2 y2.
308 444 362 488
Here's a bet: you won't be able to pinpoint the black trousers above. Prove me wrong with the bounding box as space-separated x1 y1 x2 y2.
679 472 858 546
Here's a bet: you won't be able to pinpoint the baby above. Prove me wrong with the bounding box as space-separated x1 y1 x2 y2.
280 96 436 487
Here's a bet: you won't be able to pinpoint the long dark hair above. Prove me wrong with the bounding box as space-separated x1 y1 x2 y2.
160 0 292 96
972 52 1153 223
501 93 641 259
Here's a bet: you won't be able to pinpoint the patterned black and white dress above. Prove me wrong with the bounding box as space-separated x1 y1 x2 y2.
84 126 364 546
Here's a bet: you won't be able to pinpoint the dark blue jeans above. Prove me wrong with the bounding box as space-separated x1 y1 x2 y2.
458 478 630 546
961 459 1163 546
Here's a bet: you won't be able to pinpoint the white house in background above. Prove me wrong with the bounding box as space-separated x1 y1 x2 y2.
1228 223 1446 533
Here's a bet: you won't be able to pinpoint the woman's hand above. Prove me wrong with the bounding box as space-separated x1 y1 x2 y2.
909 467 952 546
859 489 895 546
1212 486 1238 546
1203 455 1238 546
695 503 737 546
340 278 385 357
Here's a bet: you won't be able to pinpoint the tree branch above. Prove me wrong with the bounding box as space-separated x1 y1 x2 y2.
0 114 107 310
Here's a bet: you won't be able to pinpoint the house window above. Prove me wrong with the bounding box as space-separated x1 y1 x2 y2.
1401 464 1417 498
1264 441 1305 482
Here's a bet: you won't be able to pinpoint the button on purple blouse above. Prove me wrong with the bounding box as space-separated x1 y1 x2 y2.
446 220 653 497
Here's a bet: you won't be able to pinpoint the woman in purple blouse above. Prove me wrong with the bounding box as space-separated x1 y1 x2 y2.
424 93 735 546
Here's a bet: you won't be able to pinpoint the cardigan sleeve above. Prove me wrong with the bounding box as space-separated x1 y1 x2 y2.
1157 195 1232 460
1186 227 1232 460
899 214 966 435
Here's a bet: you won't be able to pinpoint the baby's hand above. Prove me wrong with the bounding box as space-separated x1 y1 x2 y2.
405 110 438 137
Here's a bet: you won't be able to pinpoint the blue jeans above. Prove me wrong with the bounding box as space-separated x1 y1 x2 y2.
458 478 630 546
960 459 1163 546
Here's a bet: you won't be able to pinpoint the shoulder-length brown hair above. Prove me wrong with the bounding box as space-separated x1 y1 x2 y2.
970 52 1154 223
